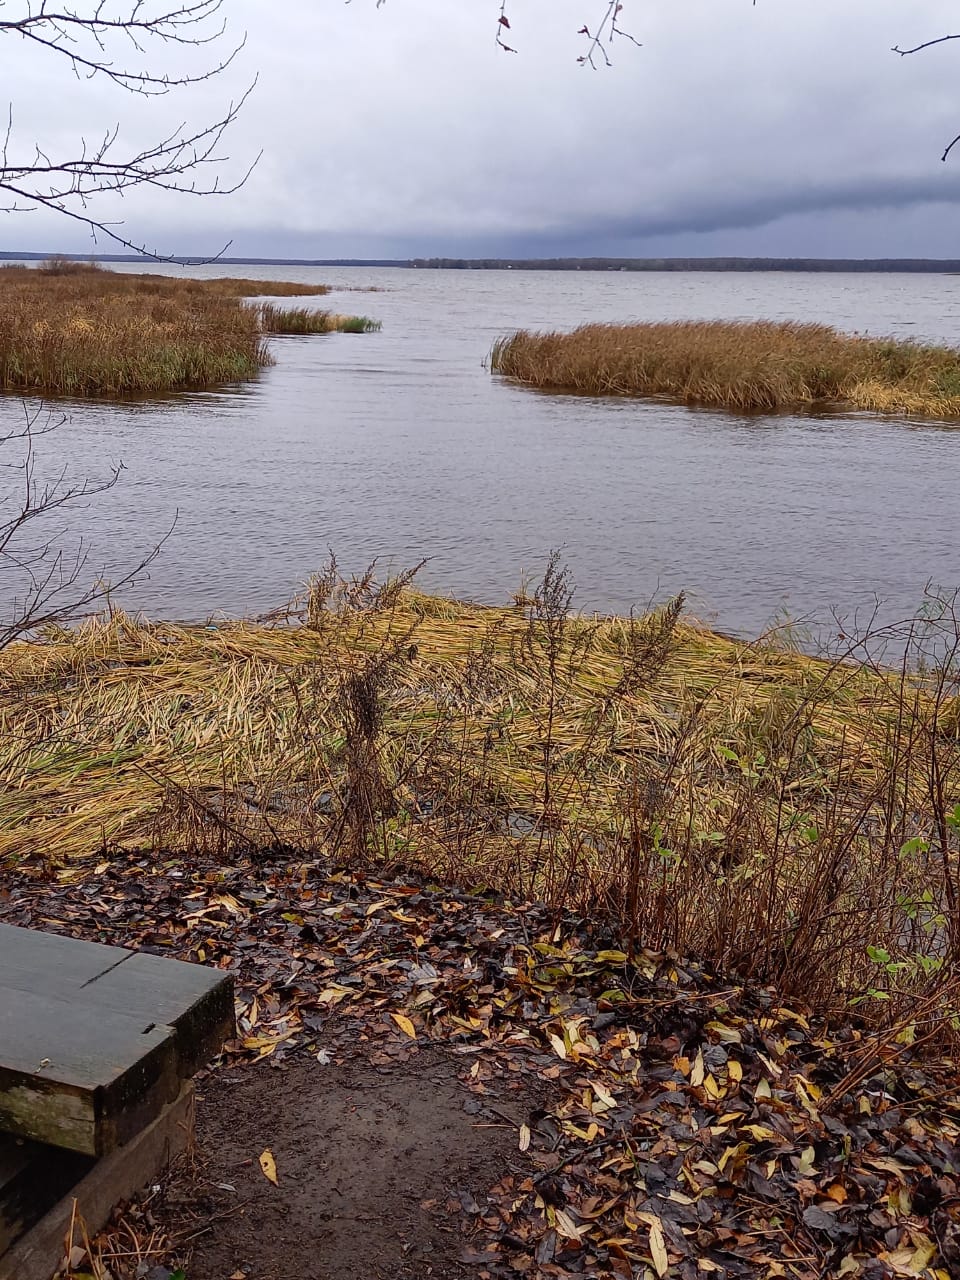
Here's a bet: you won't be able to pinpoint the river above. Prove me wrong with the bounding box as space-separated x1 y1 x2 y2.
7 265 960 640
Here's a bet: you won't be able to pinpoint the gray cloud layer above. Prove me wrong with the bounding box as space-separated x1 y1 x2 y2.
4 0 960 257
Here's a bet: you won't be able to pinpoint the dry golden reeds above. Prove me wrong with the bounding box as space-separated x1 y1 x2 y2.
491 319 960 416
2 567 958 1033
29 258 333 297
259 304 382 335
0 262 378 395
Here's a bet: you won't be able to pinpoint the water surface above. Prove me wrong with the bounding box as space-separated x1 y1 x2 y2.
9 266 960 638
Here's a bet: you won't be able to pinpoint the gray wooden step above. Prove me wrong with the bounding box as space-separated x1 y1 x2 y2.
0 1135 92 1254
0 1084 194 1280
0 924 233 1156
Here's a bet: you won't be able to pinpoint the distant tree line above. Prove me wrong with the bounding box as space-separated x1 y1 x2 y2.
408 257 960 273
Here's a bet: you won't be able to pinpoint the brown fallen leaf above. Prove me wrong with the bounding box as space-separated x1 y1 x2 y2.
259 1148 279 1185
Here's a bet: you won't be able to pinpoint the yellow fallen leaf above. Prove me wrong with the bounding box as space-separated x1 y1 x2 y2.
592 1081 617 1111
727 1060 743 1084
704 1073 724 1100
690 1049 705 1087
704 1020 743 1044
909 1240 937 1273
648 1218 669 1278
519 1123 531 1152
391 1012 417 1039
259 1149 279 1185
210 893 244 915
554 1208 586 1240
717 1143 747 1173
317 984 355 1006
743 1124 781 1142
548 1033 567 1060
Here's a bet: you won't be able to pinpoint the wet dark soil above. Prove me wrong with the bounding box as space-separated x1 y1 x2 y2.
164 1047 545 1280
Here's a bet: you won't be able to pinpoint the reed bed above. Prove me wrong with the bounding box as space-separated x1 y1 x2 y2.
259 304 382 335
2 564 958 1034
491 319 960 416
29 257 333 297
0 261 378 395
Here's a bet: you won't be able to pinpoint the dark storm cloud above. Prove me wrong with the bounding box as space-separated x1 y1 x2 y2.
4 0 960 257
565 172 960 246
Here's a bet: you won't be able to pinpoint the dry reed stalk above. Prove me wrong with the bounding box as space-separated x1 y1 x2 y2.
490 320 960 417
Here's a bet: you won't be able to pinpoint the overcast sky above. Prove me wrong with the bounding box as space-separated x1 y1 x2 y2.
5 0 960 258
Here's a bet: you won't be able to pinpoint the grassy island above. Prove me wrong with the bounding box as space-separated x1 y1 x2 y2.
0 259 380 396
259 303 382 335
491 319 960 416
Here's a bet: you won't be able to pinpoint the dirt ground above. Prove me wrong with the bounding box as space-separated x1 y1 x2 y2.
11 855 960 1280
161 1046 546 1280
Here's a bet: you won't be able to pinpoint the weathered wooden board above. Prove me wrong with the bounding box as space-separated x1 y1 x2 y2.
0 1083 194 1280
0 925 233 1156
0 988 178 1155
0 1136 92 1253
84 951 236 1078
0 925 132 997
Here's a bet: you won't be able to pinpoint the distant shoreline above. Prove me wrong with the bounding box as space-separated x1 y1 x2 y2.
4 251 960 274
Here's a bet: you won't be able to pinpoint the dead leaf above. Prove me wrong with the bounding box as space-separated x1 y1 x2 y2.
690 1049 705 1087
391 1012 417 1039
259 1149 279 1185
648 1217 669 1277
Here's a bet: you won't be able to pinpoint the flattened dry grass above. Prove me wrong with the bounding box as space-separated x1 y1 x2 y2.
2 572 958 1031
491 319 960 416
0 261 379 396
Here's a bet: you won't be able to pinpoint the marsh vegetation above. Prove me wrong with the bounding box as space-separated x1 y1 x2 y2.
259 303 382 335
0 260 379 396
3 559 958 1042
491 319 960 416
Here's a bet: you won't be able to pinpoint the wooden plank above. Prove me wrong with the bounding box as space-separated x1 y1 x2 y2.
0 926 233 1155
0 925 234 1077
0 1138 91 1254
0 988 178 1156
0 924 131 997
83 951 235 1078
0 1083 194 1280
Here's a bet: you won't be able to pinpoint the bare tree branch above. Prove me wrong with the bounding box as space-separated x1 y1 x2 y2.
0 1 254 258
892 31 960 162
893 34 960 58
362 1 641 66
0 404 175 650
577 1 641 70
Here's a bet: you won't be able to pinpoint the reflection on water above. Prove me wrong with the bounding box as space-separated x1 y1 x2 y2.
5 266 960 638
